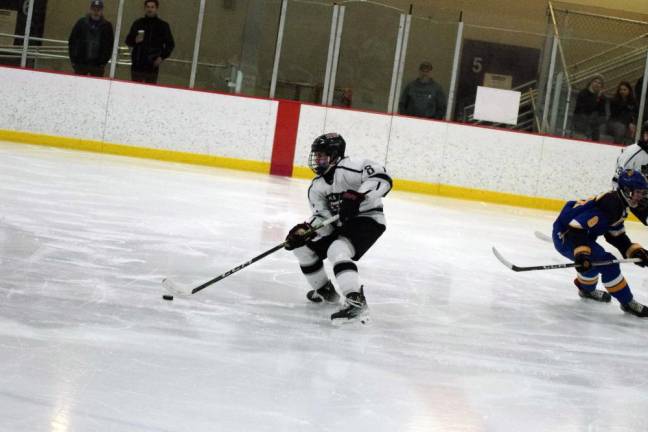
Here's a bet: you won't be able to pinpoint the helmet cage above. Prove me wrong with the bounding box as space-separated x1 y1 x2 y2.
308 133 346 175
618 169 648 209
308 151 334 175
621 187 648 209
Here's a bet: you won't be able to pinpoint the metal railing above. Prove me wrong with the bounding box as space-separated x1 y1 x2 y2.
0 32 237 90
545 1 648 140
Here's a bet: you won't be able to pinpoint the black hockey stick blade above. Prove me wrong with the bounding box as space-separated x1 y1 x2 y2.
162 215 340 297
491 247 640 272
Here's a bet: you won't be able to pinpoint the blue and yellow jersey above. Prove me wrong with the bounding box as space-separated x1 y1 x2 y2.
554 191 627 242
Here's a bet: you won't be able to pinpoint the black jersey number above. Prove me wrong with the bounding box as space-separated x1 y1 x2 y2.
364 165 375 175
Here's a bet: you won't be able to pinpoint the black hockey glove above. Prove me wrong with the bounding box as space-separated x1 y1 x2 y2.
284 222 316 250
574 253 592 272
339 190 365 223
629 246 648 268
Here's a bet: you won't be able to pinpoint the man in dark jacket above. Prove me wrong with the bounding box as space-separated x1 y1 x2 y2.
68 0 114 77
398 61 447 120
125 0 175 84
572 74 606 141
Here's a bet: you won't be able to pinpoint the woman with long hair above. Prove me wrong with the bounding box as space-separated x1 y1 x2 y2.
608 81 638 145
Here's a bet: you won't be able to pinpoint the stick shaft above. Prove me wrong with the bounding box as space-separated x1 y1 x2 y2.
492 246 640 272
509 259 638 272
191 243 285 294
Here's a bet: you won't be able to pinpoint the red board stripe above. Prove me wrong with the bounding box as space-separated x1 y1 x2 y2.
270 100 301 176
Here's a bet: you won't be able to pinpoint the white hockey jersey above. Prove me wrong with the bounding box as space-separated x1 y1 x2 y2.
307 157 392 236
614 141 648 225
615 142 648 185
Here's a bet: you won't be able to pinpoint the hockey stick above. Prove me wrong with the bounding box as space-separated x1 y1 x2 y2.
491 247 641 272
534 231 552 243
162 215 339 298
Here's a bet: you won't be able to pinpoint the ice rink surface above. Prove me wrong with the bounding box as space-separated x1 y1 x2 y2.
2 141 648 432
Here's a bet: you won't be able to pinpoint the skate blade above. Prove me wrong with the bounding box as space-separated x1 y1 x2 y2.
306 292 340 305
331 311 370 326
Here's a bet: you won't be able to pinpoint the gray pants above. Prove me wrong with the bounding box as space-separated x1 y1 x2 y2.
607 120 632 145
572 112 603 141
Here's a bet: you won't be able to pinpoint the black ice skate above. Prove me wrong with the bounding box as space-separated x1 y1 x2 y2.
574 279 611 303
620 299 648 317
307 281 340 304
330 287 369 324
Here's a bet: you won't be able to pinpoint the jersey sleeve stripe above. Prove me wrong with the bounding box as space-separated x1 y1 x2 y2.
369 173 393 188
336 166 363 174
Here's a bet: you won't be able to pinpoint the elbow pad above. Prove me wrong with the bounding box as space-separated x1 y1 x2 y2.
604 232 632 256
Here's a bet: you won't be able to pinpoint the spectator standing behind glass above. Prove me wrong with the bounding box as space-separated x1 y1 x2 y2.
572 74 606 141
607 81 638 145
125 0 175 84
68 0 114 77
398 61 447 120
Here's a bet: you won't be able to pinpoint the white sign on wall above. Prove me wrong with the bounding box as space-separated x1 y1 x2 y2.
483 73 513 90
0 9 17 35
473 86 521 125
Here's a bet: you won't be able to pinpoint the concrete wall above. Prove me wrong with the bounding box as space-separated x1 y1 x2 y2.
0 67 277 162
0 66 623 203
293 104 619 201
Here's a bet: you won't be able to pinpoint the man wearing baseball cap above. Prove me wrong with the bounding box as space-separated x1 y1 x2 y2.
68 0 114 77
398 61 447 120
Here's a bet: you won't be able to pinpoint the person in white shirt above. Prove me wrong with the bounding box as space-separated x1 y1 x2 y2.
614 121 648 224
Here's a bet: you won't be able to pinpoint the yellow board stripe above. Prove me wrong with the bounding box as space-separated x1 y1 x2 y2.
295 166 566 212
0 129 270 174
0 128 640 218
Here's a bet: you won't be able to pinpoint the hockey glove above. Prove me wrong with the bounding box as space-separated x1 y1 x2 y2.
629 246 648 268
284 222 316 250
574 253 592 272
339 190 365 222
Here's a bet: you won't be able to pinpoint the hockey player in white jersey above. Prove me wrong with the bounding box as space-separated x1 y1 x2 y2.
284 133 392 324
614 121 648 224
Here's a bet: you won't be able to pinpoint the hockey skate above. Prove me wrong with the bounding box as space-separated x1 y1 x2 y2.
574 279 611 303
620 299 648 317
306 281 340 304
331 287 369 324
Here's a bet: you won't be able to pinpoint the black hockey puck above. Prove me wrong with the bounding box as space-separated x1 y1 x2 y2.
162 295 174 301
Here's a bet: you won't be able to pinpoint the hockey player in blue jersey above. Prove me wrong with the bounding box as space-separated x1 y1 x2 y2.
283 133 392 324
553 169 648 317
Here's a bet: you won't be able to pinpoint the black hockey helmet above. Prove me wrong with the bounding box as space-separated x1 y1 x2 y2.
309 133 346 175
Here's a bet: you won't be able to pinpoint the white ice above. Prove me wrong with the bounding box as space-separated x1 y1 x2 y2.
1 141 648 432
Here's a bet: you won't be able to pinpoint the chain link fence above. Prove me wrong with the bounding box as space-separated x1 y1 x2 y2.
551 2 648 93
542 1 648 141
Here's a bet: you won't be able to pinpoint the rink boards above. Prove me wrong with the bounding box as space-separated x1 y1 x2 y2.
0 66 622 210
